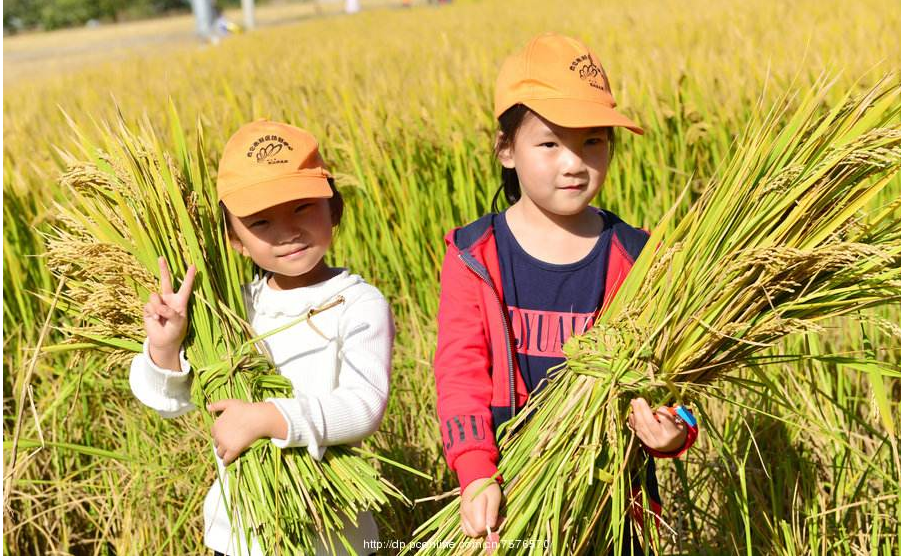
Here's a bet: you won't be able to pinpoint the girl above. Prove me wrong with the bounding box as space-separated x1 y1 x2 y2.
433 33 699 554
130 120 393 556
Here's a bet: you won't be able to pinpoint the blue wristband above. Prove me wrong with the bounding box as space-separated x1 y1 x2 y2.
674 405 698 428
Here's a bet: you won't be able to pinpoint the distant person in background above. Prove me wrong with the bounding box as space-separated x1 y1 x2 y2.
191 0 239 45
211 1 241 43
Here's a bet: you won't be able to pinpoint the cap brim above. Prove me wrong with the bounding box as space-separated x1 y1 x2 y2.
522 98 644 134
221 175 333 217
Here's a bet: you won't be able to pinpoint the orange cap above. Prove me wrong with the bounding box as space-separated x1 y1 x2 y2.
217 119 333 217
494 33 643 134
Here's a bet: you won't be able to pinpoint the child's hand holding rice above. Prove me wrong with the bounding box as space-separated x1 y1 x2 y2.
143 257 195 372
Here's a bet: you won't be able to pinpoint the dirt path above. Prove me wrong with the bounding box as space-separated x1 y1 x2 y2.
3 0 402 86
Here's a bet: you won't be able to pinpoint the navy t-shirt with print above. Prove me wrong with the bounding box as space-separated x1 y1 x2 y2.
494 209 612 394
494 208 663 516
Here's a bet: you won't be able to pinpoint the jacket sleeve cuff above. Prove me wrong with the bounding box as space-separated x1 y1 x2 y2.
141 339 191 397
454 450 502 492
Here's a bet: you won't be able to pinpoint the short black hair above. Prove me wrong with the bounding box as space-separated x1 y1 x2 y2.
325 178 344 226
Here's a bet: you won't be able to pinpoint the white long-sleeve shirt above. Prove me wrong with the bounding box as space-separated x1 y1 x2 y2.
129 269 393 556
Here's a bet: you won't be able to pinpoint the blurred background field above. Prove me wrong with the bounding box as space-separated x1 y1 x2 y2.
3 0 900 554
2 0 400 85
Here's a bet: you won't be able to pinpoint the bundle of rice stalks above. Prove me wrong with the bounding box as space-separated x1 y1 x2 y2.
410 77 901 554
44 108 423 554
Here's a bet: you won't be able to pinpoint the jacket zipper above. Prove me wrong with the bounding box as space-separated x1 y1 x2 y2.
458 253 517 419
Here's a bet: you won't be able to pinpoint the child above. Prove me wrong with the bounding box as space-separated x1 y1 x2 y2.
433 33 699 553
130 120 393 556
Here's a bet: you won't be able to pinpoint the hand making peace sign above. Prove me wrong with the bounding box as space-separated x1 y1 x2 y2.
143 256 197 354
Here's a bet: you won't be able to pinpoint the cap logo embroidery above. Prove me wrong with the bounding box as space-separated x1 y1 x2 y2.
256 143 284 163
569 53 608 92
246 134 294 164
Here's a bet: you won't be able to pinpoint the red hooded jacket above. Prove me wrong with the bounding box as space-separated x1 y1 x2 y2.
433 209 698 494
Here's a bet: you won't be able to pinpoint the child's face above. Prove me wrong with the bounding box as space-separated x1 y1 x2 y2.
227 198 334 283
498 111 610 216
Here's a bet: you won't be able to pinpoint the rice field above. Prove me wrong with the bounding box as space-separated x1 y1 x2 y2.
3 0 901 554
